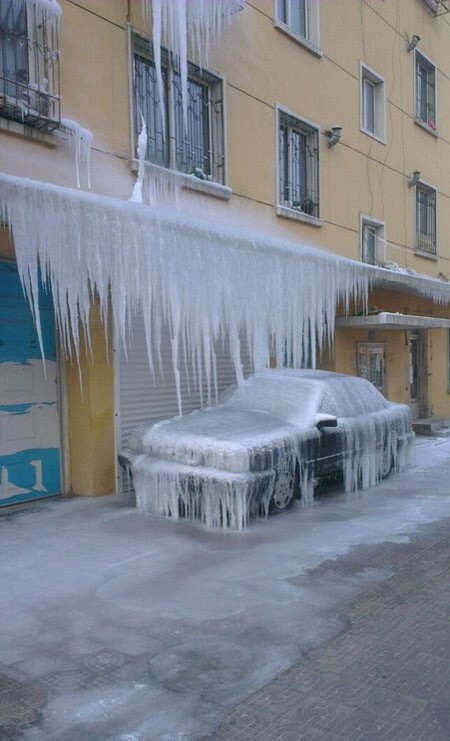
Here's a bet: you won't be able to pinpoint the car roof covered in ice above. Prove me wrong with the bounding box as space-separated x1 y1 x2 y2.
221 369 389 419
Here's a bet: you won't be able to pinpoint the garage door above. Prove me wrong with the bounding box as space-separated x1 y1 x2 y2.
0 262 61 505
116 316 251 476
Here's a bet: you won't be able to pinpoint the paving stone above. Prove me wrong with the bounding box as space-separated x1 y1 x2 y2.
208 516 450 740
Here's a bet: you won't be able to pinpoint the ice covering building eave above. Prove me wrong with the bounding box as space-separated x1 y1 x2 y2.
1 171 449 412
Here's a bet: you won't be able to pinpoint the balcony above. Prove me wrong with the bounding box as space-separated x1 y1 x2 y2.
0 0 60 132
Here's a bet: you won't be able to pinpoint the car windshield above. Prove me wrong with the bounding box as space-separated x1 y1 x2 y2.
223 371 324 426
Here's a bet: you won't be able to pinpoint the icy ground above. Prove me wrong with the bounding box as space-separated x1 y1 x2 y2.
1 437 450 740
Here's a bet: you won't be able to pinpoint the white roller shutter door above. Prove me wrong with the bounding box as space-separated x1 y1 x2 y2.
115 317 251 455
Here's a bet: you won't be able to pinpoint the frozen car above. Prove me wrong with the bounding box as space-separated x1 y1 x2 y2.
119 369 414 530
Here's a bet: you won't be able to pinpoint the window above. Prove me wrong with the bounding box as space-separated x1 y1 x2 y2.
278 110 319 218
415 184 437 255
415 51 436 131
275 0 320 54
0 0 60 130
360 64 385 142
133 36 225 184
360 216 386 265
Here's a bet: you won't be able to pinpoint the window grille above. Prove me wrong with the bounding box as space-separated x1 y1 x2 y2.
133 36 225 184
415 53 436 128
0 0 60 131
278 112 319 217
416 185 437 255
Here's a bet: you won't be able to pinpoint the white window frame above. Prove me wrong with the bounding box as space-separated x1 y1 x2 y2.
360 214 386 266
359 62 386 144
414 179 437 258
414 49 437 135
274 0 322 57
276 104 322 227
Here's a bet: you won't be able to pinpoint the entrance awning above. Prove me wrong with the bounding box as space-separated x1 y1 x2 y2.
336 312 450 330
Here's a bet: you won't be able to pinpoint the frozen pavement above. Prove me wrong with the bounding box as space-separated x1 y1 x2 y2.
0 437 449 740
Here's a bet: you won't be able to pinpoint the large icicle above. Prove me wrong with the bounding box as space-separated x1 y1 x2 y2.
60 119 93 190
1 172 450 417
130 116 148 204
147 0 243 132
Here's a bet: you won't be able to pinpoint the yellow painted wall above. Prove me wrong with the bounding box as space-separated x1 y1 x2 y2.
67 304 115 496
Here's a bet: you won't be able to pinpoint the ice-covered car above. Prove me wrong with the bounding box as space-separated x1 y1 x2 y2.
119 369 414 530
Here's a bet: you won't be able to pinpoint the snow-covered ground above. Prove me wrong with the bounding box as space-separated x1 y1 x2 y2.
1 436 450 740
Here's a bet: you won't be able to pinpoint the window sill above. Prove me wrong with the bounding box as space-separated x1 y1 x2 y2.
414 118 439 138
360 126 386 145
0 116 60 146
274 20 322 58
276 204 323 227
131 160 232 200
415 248 438 261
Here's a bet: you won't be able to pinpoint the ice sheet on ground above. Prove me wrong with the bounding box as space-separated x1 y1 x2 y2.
1 437 448 740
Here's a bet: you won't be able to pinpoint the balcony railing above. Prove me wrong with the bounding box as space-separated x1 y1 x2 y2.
0 0 60 131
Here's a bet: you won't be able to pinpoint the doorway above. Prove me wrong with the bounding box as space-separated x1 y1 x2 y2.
409 331 427 419
357 343 387 396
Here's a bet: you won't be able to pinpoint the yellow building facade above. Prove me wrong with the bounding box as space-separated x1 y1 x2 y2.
0 0 450 499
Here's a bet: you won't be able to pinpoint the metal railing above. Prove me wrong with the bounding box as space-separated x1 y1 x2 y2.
416 187 437 255
0 0 60 131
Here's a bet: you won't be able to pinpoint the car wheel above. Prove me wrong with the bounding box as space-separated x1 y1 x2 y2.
270 465 299 513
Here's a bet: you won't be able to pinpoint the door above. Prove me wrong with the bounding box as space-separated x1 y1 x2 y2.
0 262 61 505
409 331 427 419
357 343 387 396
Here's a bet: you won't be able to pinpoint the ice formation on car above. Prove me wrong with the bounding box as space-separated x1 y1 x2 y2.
124 370 414 530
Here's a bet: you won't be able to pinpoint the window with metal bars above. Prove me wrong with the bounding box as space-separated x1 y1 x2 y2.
0 0 60 130
415 185 437 255
415 51 436 130
278 111 319 217
133 36 225 184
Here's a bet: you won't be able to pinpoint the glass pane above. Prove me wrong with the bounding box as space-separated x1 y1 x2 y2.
290 129 307 207
0 0 28 99
277 0 287 23
290 0 307 37
134 53 169 168
363 78 375 132
279 123 289 203
363 225 376 265
174 73 210 177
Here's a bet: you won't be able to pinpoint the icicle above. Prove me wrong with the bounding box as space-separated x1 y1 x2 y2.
145 165 181 208
146 0 243 136
130 115 148 204
25 0 62 20
60 119 93 190
1 172 450 418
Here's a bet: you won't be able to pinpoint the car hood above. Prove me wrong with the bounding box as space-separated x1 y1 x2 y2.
127 406 316 473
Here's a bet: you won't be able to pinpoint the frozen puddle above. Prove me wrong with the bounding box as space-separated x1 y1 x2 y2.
0 438 447 740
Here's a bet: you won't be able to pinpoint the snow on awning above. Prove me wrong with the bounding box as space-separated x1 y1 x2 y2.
0 171 450 412
336 312 450 330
